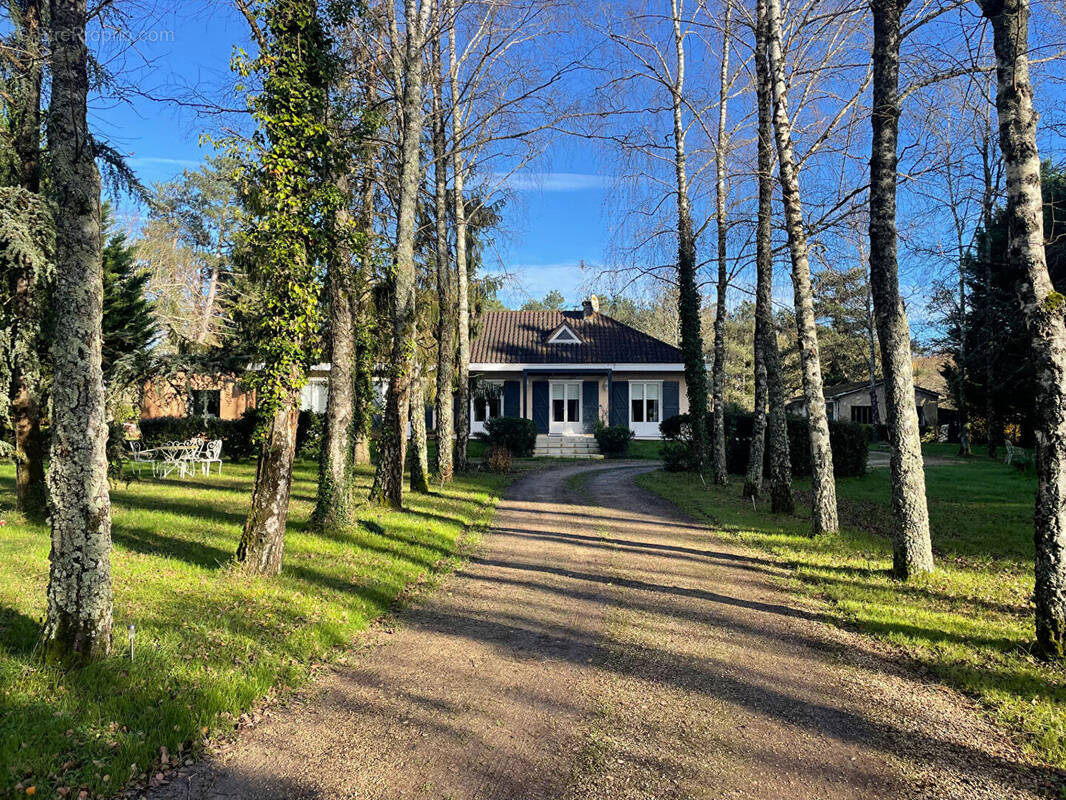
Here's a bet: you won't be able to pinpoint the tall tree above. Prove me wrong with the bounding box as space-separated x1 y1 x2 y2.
40 0 112 663
978 0 1066 656
7 0 47 516
710 0 731 485
763 0 838 535
431 26 454 482
449 0 471 474
352 160 377 466
869 0 933 578
671 0 710 471
233 0 335 574
313 167 357 531
747 0 793 512
371 0 432 506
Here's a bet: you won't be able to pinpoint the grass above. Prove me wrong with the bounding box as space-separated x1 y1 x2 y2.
0 459 510 799
637 456 1066 770
625 439 663 459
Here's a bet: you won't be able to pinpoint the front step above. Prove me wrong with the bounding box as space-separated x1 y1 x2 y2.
533 434 604 459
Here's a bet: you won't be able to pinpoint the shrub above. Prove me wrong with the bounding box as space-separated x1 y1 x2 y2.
594 423 634 458
660 440 695 472
488 444 512 473
660 409 868 477
482 416 537 458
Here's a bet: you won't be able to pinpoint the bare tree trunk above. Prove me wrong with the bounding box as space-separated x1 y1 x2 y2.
865 273 882 440
745 319 768 500
410 358 430 493
371 0 429 507
353 168 376 467
763 0 838 535
671 0 710 471
979 0 1066 656
41 0 112 663
237 400 299 575
711 0 732 486
752 0 793 513
980 132 1001 459
432 34 455 482
10 0 46 516
449 0 471 473
313 174 357 530
869 0 933 579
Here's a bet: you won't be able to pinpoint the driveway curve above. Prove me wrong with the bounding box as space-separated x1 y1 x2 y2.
144 462 1056 800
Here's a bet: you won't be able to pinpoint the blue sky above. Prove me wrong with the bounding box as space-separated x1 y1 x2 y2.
98 5 608 310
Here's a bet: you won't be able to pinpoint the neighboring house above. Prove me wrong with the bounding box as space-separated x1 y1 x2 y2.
469 298 688 439
141 365 331 420
787 379 940 428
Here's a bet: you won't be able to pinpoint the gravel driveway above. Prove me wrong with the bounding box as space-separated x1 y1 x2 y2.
142 462 1057 799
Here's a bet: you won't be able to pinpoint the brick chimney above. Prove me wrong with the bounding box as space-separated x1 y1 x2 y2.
582 295 599 318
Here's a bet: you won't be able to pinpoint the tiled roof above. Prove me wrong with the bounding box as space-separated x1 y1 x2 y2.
786 379 941 405
471 310 683 365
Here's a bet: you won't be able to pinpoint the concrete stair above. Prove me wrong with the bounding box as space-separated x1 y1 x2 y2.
534 434 604 459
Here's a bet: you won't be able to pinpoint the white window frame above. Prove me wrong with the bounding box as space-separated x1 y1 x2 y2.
547 324 581 344
549 380 583 433
629 380 663 438
470 380 504 436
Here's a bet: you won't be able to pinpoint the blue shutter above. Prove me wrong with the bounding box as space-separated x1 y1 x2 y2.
532 381 549 433
582 380 599 433
610 380 629 427
503 380 521 417
663 380 680 421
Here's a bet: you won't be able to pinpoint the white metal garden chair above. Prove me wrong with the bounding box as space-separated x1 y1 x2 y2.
197 439 223 476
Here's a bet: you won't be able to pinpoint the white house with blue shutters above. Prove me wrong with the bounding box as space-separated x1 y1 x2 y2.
468 298 690 440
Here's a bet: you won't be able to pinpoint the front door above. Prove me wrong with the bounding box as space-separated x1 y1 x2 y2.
549 381 582 435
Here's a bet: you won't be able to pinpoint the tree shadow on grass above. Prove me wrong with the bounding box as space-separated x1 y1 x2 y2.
0 606 39 658
111 524 234 570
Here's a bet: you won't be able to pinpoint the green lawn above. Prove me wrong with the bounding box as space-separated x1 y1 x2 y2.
638 458 1066 769
0 460 509 799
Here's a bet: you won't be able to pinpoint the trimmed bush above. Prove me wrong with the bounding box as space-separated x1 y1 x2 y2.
660 440 695 472
138 413 259 460
594 423 634 458
481 416 538 458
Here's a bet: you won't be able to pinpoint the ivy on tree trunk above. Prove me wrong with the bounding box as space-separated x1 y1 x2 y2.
979 0 1066 657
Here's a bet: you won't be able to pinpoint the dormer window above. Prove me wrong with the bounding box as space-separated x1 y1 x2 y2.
548 324 581 344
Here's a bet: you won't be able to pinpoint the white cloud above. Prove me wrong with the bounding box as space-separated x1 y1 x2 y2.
493 171 609 192
127 156 203 169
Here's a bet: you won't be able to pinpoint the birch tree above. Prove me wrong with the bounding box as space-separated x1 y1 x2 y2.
710 0 732 485
763 0 838 534
747 0 793 511
977 0 1066 656
869 0 933 578
371 0 433 507
41 0 112 662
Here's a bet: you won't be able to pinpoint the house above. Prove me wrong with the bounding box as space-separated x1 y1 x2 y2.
141 365 331 420
787 379 940 428
469 297 689 440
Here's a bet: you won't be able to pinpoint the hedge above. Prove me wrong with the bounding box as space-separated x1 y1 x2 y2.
480 416 538 457
660 409 868 478
138 413 260 460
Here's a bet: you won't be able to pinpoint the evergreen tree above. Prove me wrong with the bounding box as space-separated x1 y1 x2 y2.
101 209 155 392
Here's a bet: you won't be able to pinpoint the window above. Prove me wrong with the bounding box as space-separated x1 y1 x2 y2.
851 405 873 424
473 383 502 422
630 382 660 424
552 382 580 422
301 379 328 413
547 324 581 344
190 389 220 418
